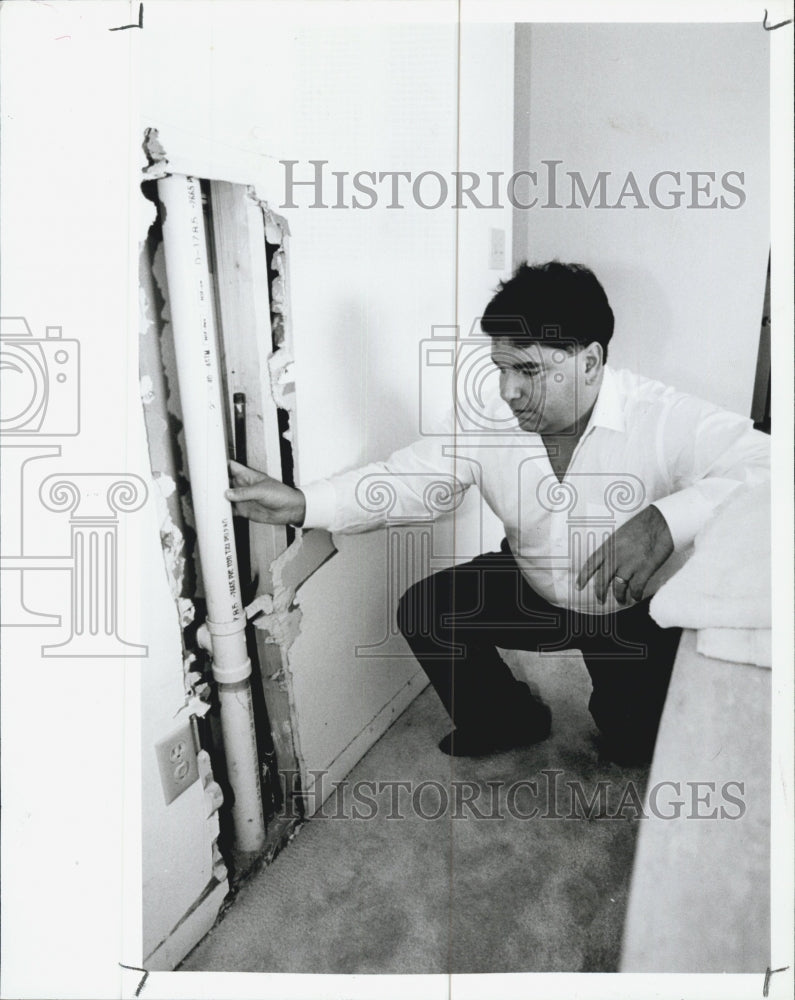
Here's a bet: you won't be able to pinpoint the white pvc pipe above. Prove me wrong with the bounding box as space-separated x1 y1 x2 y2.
157 174 265 853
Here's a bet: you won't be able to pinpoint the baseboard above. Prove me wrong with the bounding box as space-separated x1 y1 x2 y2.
303 673 428 809
144 877 228 972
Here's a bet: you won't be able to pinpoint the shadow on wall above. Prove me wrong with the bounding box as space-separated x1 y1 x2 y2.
599 266 674 382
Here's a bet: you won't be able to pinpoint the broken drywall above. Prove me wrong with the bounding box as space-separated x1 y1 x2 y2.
197 179 339 813
140 230 195 608
142 165 346 845
246 200 341 796
271 528 337 602
262 205 290 348
138 195 228 968
245 529 338 808
244 529 337 649
143 127 169 172
140 221 218 697
262 205 298 478
148 237 203 599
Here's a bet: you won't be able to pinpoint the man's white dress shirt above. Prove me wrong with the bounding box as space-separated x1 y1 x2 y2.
301 366 769 616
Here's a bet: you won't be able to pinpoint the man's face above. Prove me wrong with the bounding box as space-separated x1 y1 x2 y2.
491 340 592 435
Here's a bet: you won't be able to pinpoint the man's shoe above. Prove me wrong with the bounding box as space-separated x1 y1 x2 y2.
438 699 551 757
596 733 655 766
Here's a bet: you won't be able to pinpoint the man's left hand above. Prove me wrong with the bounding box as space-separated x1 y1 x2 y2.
575 504 674 604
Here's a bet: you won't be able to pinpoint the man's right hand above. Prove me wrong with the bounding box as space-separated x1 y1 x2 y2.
225 460 307 526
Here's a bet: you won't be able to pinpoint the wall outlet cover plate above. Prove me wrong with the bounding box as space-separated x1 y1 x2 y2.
155 723 200 805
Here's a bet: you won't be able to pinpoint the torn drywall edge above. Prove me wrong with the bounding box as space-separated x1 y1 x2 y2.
242 530 336 618
252 605 303 650
251 631 306 804
261 203 291 241
151 473 187 600
271 529 337 606
149 238 204 599
267 347 295 411
140 172 158 242
140 204 210 738
143 168 335 826
139 189 230 957
258 196 304 517
142 126 266 188
247 530 337 801
242 530 335 797
256 196 336 799
140 232 196 614
143 126 169 173
262 210 289 347
140 373 155 405
140 209 210 711
260 202 297 472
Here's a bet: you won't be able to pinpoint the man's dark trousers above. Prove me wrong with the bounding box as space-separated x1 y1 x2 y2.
396 540 682 759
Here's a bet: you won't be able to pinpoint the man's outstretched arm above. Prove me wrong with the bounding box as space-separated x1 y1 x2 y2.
226 415 477 534
225 460 307 526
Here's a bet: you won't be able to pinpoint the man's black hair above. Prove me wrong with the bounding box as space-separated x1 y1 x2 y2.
480 260 614 362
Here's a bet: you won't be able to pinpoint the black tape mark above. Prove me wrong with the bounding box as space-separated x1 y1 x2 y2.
763 965 790 996
763 8 793 30
109 2 144 31
119 962 149 997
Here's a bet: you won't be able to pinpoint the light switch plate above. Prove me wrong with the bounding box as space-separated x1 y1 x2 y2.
489 227 506 270
155 723 200 805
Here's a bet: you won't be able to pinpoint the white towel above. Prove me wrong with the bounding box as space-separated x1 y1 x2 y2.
650 481 770 630
697 627 772 668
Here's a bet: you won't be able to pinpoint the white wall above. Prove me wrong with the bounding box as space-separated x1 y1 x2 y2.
514 23 769 415
285 19 514 778
2 0 514 982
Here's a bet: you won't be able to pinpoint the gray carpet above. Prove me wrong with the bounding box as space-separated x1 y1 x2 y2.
181 651 648 973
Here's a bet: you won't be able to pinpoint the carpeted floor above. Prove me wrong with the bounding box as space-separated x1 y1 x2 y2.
180 651 649 974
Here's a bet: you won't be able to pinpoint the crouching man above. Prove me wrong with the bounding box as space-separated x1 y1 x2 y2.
227 262 769 764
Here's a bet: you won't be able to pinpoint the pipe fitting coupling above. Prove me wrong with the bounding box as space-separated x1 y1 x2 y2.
205 618 252 683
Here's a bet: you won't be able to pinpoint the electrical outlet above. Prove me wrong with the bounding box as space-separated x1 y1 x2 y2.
489 227 506 270
155 723 199 805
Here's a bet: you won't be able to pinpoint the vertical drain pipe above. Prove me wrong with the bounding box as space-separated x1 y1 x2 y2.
157 174 266 853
